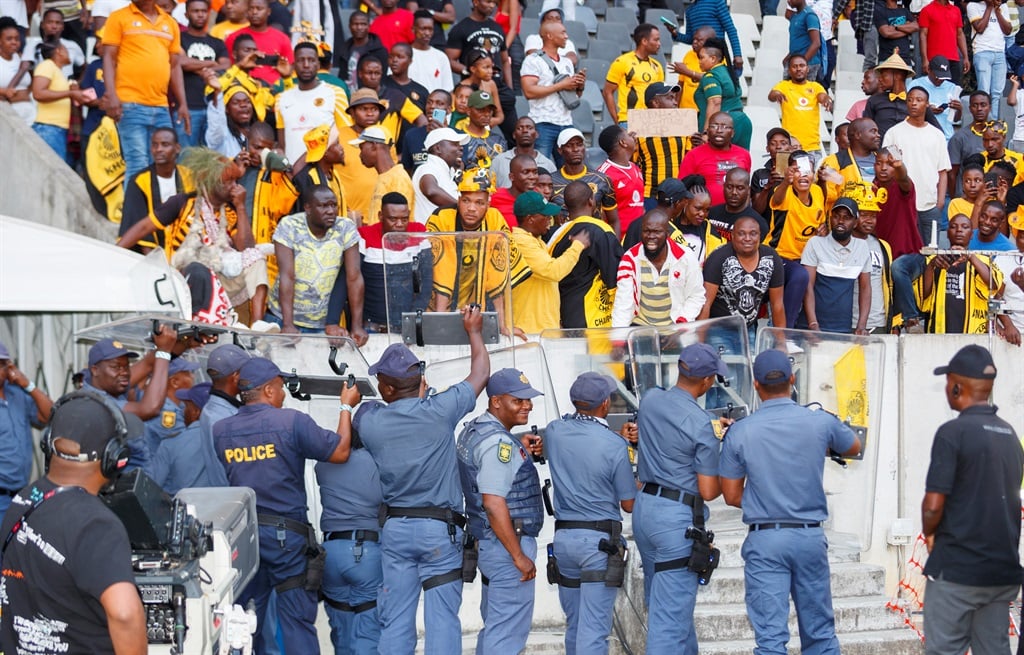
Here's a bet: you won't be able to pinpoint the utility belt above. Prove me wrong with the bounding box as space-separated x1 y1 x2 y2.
325 529 379 564
0 489 18 498
642 488 721 586
460 519 533 584
748 522 821 533
377 505 465 592
546 520 626 589
257 513 326 594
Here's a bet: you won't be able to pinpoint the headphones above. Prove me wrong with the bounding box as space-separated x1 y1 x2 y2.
41 391 131 479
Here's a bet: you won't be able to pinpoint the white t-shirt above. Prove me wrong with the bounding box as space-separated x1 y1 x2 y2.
412 153 457 224
1013 88 1024 145
993 251 1024 331
23 36 84 78
0 0 28 27
275 83 343 163
966 2 1011 52
520 50 575 126
808 0 834 40
156 173 177 203
852 236 887 330
409 46 454 94
0 53 35 124
882 120 952 211
523 33 577 58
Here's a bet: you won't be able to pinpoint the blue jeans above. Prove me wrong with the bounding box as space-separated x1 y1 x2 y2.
892 253 926 322
32 123 67 162
323 537 383 655
554 529 620 655
118 102 172 190
782 259 810 329
760 0 779 17
476 536 537 655
743 528 839 654
176 107 207 148
973 50 1007 120
917 206 949 249
534 122 570 168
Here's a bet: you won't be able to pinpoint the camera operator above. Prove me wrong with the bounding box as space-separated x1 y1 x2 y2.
632 343 728 655
0 392 147 655
719 350 861 655
214 357 361 654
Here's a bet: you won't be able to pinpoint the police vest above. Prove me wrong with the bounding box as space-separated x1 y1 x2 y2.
457 416 543 540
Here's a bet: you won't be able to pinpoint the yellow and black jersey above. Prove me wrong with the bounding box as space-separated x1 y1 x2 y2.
119 164 194 251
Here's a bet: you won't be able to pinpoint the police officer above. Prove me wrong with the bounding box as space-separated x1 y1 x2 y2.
355 305 490 654
214 356 361 655
315 431 385 654
142 357 197 457
546 372 636 655
83 329 179 472
0 340 53 516
152 382 218 494
457 368 544 655
719 350 861 655
199 343 249 488
633 342 727 655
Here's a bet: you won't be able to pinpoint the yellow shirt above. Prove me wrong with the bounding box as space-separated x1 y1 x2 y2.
606 51 664 122
771 79 826 152
981 148 1024 185
769 185 826 260
336 125 380 219
947 197 976 222
510 227 585 333
210 20 248 40
678 49 699 110
102 3 181 107
367 165 415 227
32 59 71 128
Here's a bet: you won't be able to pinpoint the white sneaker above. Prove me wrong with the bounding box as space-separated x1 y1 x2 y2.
249 320 281 333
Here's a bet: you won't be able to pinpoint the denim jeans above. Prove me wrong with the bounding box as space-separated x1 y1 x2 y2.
534 122 570 168
118 102 173 190
32 123 68 162
176 107 207 148
973 50 1007 120
892 253 926 321
917 206 950 250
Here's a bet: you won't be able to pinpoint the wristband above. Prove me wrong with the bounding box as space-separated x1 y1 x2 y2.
155 350 172 361
340 403 353 413
24 381 36 393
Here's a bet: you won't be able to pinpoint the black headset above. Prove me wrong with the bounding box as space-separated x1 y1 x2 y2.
41 391 131 479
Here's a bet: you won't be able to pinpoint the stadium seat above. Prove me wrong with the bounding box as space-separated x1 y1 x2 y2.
579 57 613 87
586 146 609 170
588 39 628 59
565 20 591 55
605 6 639 28
519 18 540 44
572 100 597 141
732 13 761 47
515 95 530 119
731 0 763 24
760 15 789 43
575 6 600 34
523 1 541 18
644 8 679 27
596 23 634 52
585 0 607 17
582 80 604 111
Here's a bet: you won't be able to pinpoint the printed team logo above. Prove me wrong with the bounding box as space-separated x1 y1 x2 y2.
498 441 513 463
797 95 810 108
519 373 530 384
313 97 325 107
161 411 177 428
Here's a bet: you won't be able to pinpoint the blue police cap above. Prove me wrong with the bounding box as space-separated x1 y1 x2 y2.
88 338 140 366
206 344 250 379
175 382 212 408
0 341 10 360
753 349 793 384
169 358 200 376
238 357 296 391
487 368 543 399
569 372 618 410
678 343 728 378
368 343 422 378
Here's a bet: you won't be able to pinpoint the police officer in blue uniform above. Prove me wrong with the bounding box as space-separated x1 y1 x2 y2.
633 342 727 655
457 368 544 655
720 350 860 655
83 331 179 473
0 341 53 517
355 305 490 654
214 357 361 655
199 344 249 488
152 382 219 494
315 432 385 655
143 357 197 457
546 372 636 655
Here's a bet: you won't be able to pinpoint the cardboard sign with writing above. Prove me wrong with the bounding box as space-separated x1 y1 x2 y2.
627 108 698 137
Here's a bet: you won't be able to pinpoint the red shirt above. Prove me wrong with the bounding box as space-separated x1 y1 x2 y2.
489 188 518 228
873 179 922 259
598 159 645 235
369 9 415 51
226 26 294 85
677 144 753 206
918 1 963 61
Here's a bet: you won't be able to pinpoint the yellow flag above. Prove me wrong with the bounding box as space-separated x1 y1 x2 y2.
833 345 868 426
84 117 125 223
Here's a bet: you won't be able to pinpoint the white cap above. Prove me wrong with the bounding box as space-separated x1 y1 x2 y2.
424 127 471 151
348 125 393 146
556 128 585 148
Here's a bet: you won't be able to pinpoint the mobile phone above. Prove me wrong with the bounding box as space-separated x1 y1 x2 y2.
796 156 812 177
774 152 789 176
255 54 281 66
936 102 949 111
431 108 447 124
659 15 678 29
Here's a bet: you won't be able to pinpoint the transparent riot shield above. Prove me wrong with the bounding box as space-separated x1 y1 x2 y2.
381 230 518 347
752 327 888 550
625 315 754 419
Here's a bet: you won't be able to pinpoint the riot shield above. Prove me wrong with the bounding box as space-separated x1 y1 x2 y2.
381 230 516 346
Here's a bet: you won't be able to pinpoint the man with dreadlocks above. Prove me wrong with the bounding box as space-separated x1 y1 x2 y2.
117 147 270 327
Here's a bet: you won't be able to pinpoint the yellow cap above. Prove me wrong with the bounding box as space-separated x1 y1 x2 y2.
841 181 886 213
303 124 337 163
1009 210 1024 235
457 167 496 194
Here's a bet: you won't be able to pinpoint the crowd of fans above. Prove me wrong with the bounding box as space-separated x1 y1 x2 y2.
1 0 1023 343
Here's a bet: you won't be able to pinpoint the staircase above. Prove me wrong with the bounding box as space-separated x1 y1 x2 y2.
611 501 924 655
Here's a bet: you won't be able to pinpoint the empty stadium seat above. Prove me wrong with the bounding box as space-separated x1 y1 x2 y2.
605 6 640 28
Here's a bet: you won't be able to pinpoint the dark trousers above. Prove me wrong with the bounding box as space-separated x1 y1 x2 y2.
782 258 809 329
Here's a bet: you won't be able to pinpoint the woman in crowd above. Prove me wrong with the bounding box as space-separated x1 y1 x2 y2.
694 36 751 149
30 37 86 162
0 17 34 125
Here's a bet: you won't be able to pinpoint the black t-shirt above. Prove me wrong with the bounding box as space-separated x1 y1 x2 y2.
383 75 430 111
399 0 453 49
0 478 136 655
446 17 508 87
703 244 785 326
941 260 968 332
707 204 771 243
180 33 228 110
873 6 913 63
1006 180 1024 216
551 221 624 328
923 405 1024 586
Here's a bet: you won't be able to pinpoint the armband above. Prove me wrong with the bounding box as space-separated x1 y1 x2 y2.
155 350 172 361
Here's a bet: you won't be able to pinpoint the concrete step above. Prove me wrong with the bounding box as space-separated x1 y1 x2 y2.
709 529 863 567
695 628 925 655
693 595 904 642
442 628 569 654
696 561 887 605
